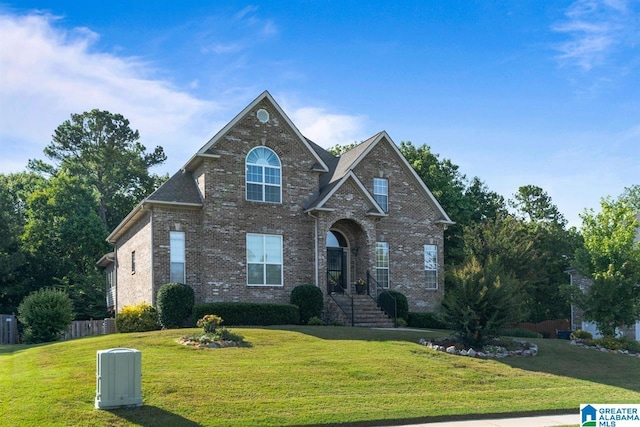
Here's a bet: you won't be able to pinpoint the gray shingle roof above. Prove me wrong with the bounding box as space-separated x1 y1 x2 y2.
146 170 202 205
304 133 383 211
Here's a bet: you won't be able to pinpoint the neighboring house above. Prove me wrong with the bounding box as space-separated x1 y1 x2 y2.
99 91 453 324
567 212 640 341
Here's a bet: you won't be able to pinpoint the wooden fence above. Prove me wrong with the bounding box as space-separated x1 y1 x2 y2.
61 318 116 341
510 319 571 339
0 316 116 344
1 314 18 344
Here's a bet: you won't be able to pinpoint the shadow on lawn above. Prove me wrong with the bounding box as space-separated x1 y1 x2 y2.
498 339 640 393
270 325 447 342
110 405 201 426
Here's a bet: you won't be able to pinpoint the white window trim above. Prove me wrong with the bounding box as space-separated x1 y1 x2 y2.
376 241 390 289
246 233 284 287
424 244 438 290
245 146 282 204
170 231 186 284
373 178 388 212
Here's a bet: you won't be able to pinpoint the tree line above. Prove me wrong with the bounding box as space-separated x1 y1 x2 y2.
0 110 167 319
0 109 638 341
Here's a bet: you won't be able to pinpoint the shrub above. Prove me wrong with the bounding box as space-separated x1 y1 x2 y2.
290 284 324 324
157 283 195 329
442 257 524 348
116 302 159 333
396 318 408 328
570 329 593 340
377 291 409 321
408 312 448 329
193 302 299 326
18 288 74 344
197 314 223 334
500 328 543 339
307 316 323 326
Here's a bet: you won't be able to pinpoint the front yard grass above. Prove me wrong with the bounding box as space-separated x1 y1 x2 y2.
1 326 638 426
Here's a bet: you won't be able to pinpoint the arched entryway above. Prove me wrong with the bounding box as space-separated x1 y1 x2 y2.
325 219 369 295
326 230 348 294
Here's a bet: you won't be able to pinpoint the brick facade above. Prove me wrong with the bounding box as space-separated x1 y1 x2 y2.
105 91 453 316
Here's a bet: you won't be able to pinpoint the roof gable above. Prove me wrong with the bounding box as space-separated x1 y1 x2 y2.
305 171 386 217
309 131 453 223
183 91 329 173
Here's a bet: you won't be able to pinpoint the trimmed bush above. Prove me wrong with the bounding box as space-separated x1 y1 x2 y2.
377 291 409 321
408 312 448 329
307 316 323 326
18 288 74 344
570 329 593 340
193 302 298 326
157 282 195 329
116 302 159 333
290 284 323 324
500 328 543 339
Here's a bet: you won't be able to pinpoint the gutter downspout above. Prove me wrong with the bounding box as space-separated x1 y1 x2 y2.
307 211 319 287
145 204 155 306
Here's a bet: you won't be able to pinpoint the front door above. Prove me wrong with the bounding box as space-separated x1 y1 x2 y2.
327 247 347 293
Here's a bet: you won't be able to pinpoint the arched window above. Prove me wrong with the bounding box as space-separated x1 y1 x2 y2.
246 147 281 203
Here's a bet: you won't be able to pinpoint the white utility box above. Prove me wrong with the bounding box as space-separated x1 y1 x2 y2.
95 348 142 409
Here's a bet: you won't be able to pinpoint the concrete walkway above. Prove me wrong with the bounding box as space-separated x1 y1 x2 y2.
398 413 578 426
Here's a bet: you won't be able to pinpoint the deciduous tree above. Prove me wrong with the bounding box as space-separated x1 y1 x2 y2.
573 186 640 337
21 173 110 318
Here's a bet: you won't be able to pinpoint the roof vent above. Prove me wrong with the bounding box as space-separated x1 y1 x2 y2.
256 109 269 123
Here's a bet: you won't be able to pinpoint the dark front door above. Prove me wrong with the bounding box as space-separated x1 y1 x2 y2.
327 247 347 293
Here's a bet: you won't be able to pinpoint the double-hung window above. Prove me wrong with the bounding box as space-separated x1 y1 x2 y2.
375 242 389 288
424 244 438 289
247 234 283 286
246 147 281 203
170 231 186 283
373 178 388 212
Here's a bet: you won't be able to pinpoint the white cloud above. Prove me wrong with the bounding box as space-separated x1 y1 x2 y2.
0 11 368 176
553 0 639 70
288 106 366 148
0 12 217 174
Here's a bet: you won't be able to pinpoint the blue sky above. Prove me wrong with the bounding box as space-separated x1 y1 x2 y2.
1 1 638 227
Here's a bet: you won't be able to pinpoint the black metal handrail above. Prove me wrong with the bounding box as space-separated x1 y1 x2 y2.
328 291 354 326
366 271 397 327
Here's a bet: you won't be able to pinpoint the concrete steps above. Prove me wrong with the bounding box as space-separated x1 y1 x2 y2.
327 294 394 327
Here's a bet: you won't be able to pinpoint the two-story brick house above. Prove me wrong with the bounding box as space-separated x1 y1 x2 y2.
100 91 453 323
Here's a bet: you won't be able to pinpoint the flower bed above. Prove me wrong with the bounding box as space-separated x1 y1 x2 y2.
177 336 246 349
570 339 640 357
419 336 538 358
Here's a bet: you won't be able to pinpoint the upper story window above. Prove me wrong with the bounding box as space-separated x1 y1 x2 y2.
373 178 388 212
131 251 136 274
246 147 281 203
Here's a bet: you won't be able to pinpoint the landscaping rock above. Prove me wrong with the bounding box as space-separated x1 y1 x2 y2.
419 337 538 359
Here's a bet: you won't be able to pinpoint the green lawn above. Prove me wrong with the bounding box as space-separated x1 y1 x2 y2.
1 326 638 426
